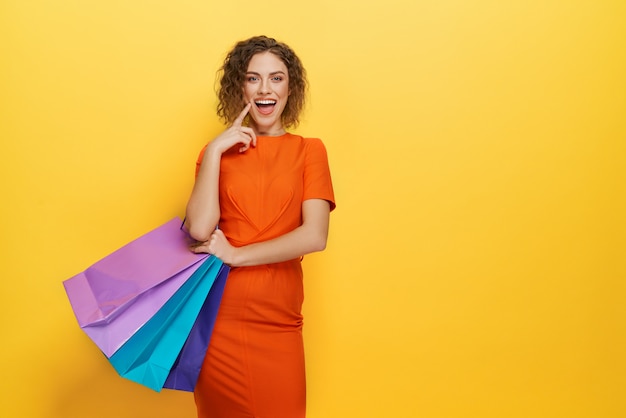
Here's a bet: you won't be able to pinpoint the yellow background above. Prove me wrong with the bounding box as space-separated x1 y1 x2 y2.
1 0 625 417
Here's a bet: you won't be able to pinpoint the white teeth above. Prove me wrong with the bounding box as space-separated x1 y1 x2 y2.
255 100 276 105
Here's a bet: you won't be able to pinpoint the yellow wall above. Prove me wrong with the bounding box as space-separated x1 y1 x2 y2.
1 1 624 417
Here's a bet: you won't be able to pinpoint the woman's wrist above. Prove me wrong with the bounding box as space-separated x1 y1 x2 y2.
229 246 245 267
205 141 224 160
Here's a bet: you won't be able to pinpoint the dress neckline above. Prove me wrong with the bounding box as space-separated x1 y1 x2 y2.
256 132 292 140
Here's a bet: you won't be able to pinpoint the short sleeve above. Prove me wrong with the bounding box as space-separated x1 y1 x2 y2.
195 144 208 178
303 138 336 211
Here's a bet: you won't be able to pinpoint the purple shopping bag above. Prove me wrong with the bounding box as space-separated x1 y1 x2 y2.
63 217 208 357
163 262 230 391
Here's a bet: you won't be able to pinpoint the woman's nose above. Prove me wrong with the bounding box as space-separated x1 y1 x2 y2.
259 79 271 94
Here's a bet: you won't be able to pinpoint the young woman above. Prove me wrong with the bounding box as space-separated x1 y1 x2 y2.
185 35 336 418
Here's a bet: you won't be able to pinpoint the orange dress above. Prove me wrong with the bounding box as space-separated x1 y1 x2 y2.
193 133 335 418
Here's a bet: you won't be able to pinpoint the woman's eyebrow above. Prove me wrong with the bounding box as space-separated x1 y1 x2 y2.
246 71 287 76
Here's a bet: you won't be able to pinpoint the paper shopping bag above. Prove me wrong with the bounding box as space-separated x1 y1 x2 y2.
108 255 225 392
63 217 208 357
163 262 229 391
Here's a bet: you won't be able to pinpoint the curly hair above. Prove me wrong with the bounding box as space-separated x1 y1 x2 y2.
216 36 308 128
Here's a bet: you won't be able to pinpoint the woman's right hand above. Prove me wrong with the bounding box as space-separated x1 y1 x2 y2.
208 103 257 154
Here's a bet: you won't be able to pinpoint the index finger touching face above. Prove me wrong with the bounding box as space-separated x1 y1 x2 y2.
233 102 252 126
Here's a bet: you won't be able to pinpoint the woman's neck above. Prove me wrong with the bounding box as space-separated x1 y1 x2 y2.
249 122 286 137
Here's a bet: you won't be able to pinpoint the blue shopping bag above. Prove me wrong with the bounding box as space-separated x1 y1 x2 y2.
108 255 224 392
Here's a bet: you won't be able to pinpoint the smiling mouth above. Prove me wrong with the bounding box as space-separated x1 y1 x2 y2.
255 100 277 115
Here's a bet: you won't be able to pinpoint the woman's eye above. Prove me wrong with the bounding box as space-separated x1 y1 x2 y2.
272 76 283 81
247 76 259 82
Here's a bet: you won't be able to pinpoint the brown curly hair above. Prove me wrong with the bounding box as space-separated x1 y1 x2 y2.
216 36 308 128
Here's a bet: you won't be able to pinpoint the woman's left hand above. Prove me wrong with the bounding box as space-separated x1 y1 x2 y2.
190 229 238 265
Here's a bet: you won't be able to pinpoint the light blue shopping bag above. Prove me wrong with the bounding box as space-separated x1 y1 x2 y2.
108 255 224 392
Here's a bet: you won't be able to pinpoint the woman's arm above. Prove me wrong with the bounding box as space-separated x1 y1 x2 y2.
192 198 331 267
185 104 256 242
185 145 222 241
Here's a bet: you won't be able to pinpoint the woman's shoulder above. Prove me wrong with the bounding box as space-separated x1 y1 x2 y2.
285 133 327 150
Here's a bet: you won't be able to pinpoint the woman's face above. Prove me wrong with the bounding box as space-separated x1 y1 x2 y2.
243 51 290 136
